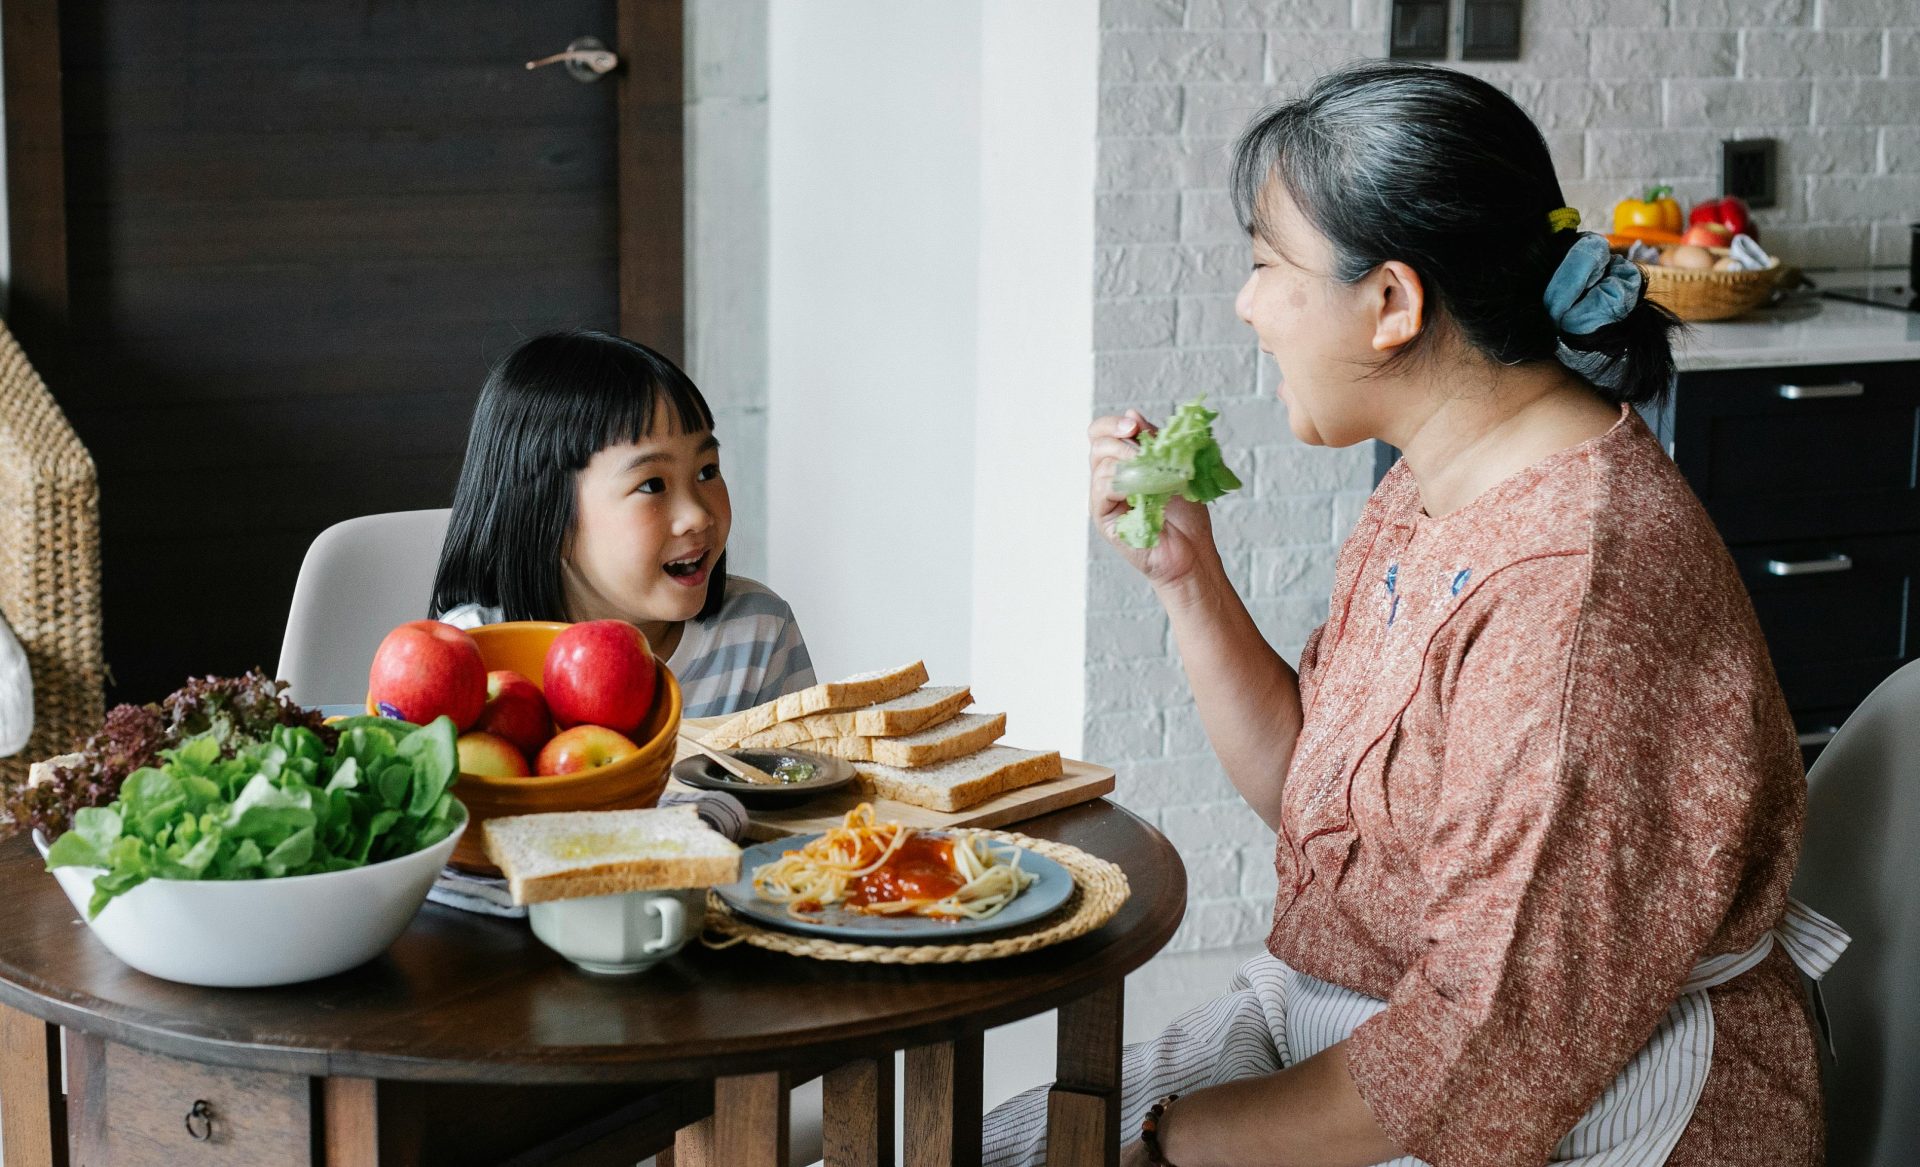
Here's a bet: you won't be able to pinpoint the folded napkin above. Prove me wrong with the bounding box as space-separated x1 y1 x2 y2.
426 788 751 918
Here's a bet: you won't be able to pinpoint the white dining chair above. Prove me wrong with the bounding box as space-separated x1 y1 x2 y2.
276 509 452 707
1793 659 1920 1167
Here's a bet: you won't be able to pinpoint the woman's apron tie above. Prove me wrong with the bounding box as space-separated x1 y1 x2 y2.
1680 896 1850 1057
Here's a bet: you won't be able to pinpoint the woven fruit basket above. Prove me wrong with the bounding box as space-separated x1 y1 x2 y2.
1632 248 1785 322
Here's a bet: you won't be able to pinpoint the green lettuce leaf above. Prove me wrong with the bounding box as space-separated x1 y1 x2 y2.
45 716 463 917
1114 397 1243 549
398 718 457 817
44 806 121 870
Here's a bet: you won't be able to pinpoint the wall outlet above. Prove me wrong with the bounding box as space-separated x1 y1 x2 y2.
1722 138 1778 209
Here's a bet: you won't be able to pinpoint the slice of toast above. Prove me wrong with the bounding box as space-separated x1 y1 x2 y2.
481 805 742 905
733 686 972 749
797 712 1007 769
705 662 930 748
852 746 1064 813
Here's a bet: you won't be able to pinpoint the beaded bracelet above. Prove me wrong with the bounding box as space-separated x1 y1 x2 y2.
1140 1092 1182 1166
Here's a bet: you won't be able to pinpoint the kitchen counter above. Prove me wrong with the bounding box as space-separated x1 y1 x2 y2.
1675 268 1920 372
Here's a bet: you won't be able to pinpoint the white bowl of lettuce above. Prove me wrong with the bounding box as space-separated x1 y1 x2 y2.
34 715 466 988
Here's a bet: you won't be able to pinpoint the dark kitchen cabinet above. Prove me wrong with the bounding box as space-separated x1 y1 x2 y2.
1643 362 1920 543
1641 359 1920 762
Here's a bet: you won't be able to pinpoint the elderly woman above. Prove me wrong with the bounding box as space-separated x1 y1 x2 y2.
984 60 1845 1167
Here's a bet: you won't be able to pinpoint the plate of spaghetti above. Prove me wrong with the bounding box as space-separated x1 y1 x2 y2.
712 804 1075 942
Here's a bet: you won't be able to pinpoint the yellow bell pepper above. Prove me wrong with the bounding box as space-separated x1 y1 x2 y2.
1613 185 1683 234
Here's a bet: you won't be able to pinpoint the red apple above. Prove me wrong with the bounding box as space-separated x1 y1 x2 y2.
535 724 641 776
367 620 488 730
1681 222 1732 248
457 731 531 778
542 620 657 734
474 670 552 756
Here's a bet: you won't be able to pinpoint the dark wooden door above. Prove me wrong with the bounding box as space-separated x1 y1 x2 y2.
5 0 681 704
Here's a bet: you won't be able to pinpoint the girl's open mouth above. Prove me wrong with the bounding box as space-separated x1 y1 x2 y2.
663 550 711 587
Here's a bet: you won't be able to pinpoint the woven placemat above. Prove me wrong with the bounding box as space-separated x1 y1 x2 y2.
701 829 1129 964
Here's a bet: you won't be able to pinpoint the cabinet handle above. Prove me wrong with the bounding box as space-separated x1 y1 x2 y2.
1776 381 1865 399
1796 727 1840 747
185 1099 214 1141
1766 554 1853 576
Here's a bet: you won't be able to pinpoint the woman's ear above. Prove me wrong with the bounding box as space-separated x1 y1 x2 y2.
1369 260 1426 353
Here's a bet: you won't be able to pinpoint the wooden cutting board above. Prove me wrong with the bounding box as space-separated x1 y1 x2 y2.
675 716 1116 842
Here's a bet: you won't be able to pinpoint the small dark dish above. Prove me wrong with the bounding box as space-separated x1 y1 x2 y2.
671 748 856 808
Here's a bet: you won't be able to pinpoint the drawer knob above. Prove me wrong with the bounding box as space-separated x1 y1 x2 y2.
1776 380 1865 400
185 1098 214 1141
1766 554 1853 576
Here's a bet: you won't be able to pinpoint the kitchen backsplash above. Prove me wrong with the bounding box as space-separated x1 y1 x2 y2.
1088 0 1918 952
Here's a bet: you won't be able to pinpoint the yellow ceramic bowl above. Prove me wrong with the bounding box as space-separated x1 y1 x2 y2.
446 621 681 876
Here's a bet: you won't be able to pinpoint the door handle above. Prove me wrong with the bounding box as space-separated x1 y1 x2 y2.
1765 554 1854 576
526 36 619 82
1776 381 1865 400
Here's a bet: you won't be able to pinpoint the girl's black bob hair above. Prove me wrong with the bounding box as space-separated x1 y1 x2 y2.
431 329 728 624
1229 59 1680 408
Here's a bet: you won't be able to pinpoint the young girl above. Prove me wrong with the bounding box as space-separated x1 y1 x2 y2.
431 329 815 719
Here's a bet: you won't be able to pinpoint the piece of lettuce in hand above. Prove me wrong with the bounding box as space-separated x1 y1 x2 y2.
1112 397 1243 549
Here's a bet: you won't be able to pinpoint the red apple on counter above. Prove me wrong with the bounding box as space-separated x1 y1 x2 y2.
1688 195 1755 241
535 724 641 776
474 670 552 756
457 731 531 778
1681 222 1733 248
367 620 487 730
542 620 657 734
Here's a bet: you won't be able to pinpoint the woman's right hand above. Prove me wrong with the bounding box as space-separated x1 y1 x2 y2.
1089 410 1220 591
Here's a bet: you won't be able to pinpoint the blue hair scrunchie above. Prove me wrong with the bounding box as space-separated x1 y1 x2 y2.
1543 232 1643 389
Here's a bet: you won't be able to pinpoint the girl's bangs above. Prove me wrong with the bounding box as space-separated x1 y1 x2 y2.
534 332 716 469
595 375 714 451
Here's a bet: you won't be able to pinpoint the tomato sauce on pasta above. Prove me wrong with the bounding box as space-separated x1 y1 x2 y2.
752 803 1034 921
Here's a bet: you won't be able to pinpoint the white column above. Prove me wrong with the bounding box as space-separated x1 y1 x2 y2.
766 3 984 684
969 0 1098 757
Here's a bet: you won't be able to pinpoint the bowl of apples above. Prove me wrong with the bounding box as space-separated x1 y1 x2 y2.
364 619 682 876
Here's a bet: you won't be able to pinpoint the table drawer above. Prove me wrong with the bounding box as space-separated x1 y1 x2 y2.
1730 533 1920 713
68 1038 311 1167
1667 361 1920 543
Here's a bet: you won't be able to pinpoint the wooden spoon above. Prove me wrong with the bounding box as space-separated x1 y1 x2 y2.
676 731 783 786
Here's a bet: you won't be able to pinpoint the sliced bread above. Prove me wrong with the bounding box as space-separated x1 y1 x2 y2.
853 746 1065 813
482 804 742 905
734 685 973 749
799 712 1007 769
706 662 930 748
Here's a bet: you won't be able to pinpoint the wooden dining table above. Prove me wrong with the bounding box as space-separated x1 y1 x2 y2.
0 798 1185 1167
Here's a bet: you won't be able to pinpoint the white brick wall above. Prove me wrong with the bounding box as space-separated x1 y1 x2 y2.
1087 0 1920 954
